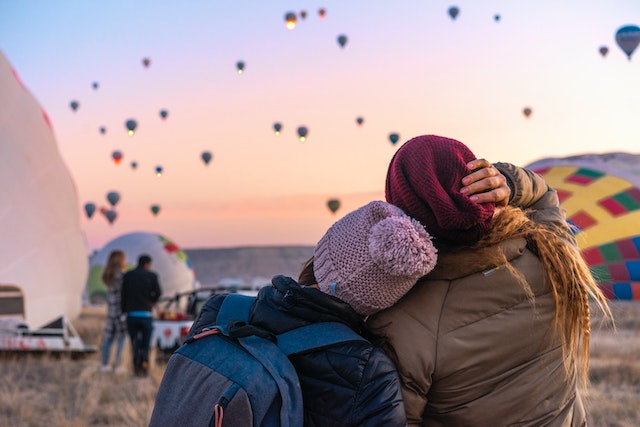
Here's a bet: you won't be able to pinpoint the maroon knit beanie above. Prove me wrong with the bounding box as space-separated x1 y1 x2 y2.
385 135 495 246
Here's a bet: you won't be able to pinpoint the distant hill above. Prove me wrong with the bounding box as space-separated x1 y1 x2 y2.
184 246 314 287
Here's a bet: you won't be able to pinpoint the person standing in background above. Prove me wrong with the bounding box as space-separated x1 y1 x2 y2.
121 254 162 377
99 249 128 373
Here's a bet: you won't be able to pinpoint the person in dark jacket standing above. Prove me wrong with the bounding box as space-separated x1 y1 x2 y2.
121 254 162 377
188 200 438 426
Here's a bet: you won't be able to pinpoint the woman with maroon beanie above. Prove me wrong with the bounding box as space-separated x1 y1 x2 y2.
369 135 611 426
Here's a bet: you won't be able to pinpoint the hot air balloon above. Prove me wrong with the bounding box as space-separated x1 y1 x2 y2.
142 57 151 68
151 205 161 216
125 118 137 136
318 8 326 19
448 6 460 20
104 209 117 225
130 161 138 170
300 10 307 19
112 150 123 165
297 126 308 142
155 165 163 177
201 151 212 165
84 202 96 219
389 133 400 145
337 34 348 48
236 61 245 74
599 46 609 57
615 25 640 60
327 199 341 214
106 191 120 207
526 152 640 300
522 107 532 118
99 126 106 135
92 82 99 90
69 100 79 112
273 122 283 135
159 109 169 120
285 12 297 30
356 117 364 126
494 14 501 22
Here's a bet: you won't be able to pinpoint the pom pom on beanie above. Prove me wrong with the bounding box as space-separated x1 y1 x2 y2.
385 134 495 246
314 201 437 316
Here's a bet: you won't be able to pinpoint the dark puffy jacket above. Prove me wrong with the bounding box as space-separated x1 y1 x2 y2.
189 275 407 427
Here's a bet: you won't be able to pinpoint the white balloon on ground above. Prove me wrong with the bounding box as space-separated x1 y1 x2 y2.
0 50 88 328
86 231 197 303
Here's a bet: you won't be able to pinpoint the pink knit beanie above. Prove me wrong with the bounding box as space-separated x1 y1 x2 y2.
314 200 438 316
385 135 495 246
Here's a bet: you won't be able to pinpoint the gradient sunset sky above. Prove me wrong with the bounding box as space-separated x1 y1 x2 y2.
2 1 639 251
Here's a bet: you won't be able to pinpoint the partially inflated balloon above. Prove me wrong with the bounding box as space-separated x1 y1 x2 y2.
297 126 308 142
389 133 400 145
106 191 120 207
337 34 348 48
151 205 161 216
112 150 123 165
70 100 79 112
448 6 459 20
273 122 282 135
285 12 296 30
84 202 96 219
236 61 245 74
327 199 340 214
125 119 137 136
201 151 212 165
523 107 532 118
615 25 640 60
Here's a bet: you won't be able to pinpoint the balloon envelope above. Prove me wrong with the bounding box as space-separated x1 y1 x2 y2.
273 122 282 135
297 126 308 142
327 199 341 214
69 100 79 112
337 34 348 48
159 109 168 119
236 61 245 74
84 202 96 219
142 57 151 68
389 133 400 145
448 6 459 20
106 191 120 207
92 82 99 90
125 118 137 135
599 46 609 57
155 165 163 176
104 209 117 224
523 107 532 118
526 152 640 300
112 150 123 164
151 205 161 216
201 151 212 165
99 126 106 135
0 51 88 327
356 117 364 126
85 232 196 303
615 25 640 60
285 12 296 29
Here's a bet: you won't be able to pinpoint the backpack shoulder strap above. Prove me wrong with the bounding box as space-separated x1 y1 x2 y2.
215 293 255 334
276 321 369 357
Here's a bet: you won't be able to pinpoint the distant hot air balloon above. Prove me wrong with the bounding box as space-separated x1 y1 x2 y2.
356 116 364 126
448 6 460 20
389 133 400 145
84 202 96 219
494 14 501 22
155 165 163 177
300 10 307 19
201 151 212 165
151 205 161 216
130 161 138 170
599 46 609 57
615 25 640 60
104 209 117 225
522 107 533 118
99 126 106 135
125 118 137 136
112 150 123 165
70 100 79 112
297 126 308 142
273 122 283 135
92 82 99 90
142 57 151 68
285 12 297 30
159 109 169 120
327 199 341 214
337 34 348 48
318 8 326 19
236 61 245 74
106 191 120 207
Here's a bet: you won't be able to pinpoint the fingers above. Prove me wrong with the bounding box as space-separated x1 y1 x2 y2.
461 159 510 206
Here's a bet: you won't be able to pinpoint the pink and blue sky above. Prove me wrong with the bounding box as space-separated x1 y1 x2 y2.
2 1 639 250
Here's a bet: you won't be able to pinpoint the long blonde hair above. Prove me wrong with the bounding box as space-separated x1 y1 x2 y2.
102 250 126 288
468 206 612 388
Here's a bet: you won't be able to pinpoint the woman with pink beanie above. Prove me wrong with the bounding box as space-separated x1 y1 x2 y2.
368 134 611 426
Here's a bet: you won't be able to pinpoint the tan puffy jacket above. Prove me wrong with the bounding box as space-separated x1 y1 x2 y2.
368 163 586 427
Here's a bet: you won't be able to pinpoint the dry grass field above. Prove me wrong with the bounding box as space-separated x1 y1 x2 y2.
0 301 637 426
